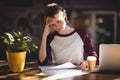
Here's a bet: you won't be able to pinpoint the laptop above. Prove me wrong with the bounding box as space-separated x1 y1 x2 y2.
99 44 120 72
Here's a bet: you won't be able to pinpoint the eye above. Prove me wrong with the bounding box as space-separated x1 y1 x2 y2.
57 20 62 23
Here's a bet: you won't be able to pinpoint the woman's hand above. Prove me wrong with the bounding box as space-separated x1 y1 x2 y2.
43 17 53 35
77 61 88 70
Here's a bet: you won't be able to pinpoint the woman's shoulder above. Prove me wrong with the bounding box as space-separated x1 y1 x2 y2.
74 27 91 41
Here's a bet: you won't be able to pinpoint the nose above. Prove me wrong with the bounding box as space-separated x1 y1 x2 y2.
54 23 59 28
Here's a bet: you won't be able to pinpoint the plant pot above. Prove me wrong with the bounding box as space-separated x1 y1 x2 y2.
6 51 26 72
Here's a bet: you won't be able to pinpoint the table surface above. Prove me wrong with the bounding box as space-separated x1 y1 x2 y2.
0 60 120 80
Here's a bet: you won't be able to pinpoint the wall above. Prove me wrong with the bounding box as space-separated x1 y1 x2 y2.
0 0 47 61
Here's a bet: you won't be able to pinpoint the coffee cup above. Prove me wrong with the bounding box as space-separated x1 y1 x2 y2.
87 56 97 71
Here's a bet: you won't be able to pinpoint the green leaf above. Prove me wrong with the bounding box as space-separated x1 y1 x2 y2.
0 31 38 53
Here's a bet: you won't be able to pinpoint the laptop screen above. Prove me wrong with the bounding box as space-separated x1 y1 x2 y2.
99 44 120 71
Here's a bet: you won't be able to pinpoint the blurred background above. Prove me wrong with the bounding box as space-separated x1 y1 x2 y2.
0 0 120 61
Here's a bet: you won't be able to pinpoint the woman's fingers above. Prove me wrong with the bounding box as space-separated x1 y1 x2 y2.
46 17 52 24
43 17 53 35
77 61 88 70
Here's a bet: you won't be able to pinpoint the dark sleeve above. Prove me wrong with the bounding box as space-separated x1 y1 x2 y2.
76 29 98 57
39 33 55 66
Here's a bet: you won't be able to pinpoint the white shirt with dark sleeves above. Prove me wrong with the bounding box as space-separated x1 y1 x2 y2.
50 31 84 64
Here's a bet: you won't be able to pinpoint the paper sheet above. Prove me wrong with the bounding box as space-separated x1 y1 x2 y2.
38 62 88 78
39 62 77 70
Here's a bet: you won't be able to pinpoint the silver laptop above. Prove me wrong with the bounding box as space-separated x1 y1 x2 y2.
99 44 120 71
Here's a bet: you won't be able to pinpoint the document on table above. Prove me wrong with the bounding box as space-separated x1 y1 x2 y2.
38 62 88 78
39 62 77 70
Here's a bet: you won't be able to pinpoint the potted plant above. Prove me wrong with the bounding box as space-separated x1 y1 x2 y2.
0 31 38 72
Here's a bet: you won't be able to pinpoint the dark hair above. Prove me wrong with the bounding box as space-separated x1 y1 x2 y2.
44 3 69 25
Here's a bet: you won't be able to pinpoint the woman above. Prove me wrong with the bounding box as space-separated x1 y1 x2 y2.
39 3 98 70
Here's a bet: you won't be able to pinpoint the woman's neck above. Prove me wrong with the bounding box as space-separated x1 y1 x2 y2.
58 26 74 35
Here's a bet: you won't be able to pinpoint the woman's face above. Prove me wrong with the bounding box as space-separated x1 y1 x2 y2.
49 11 66 32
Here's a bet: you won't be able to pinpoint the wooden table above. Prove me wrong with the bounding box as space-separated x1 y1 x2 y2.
0 60 120 80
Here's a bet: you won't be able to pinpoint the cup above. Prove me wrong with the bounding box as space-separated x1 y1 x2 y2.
87 56 97 71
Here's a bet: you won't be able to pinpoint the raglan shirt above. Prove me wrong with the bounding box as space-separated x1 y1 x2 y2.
39 28 97 65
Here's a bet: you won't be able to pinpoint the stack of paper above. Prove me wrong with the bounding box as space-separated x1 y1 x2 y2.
38 62 88 80
39 62 77 70
39 62 87 75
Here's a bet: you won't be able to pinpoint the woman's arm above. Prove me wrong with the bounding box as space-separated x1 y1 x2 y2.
76 28 97 57
76 29 98 69
39 17 52 63
83 31 98 57
82 30 98 65
39 33 48 63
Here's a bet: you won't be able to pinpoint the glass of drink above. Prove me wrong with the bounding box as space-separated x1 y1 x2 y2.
87 56 97 71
